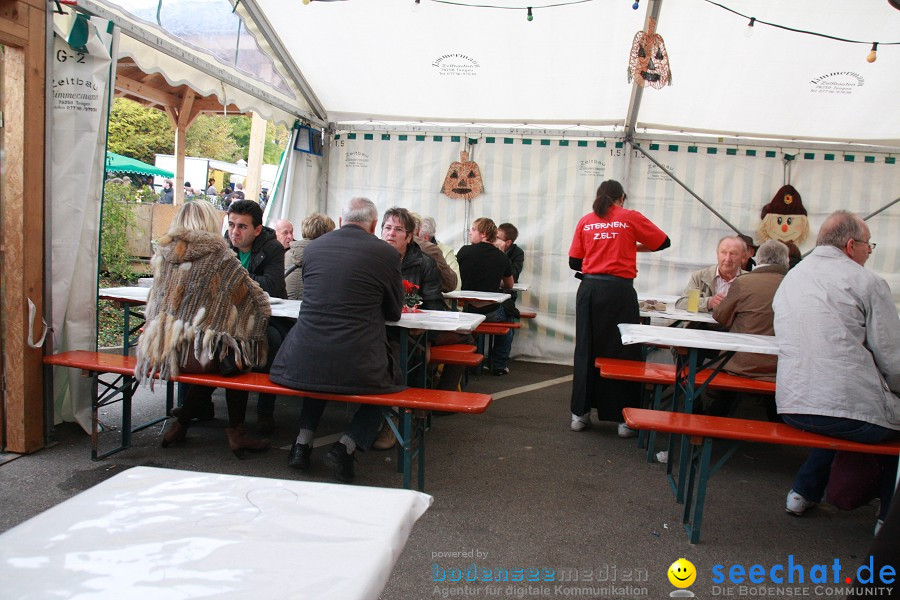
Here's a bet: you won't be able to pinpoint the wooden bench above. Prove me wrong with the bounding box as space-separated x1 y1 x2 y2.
595 357 776 463
622 407 900 544
44 351 492 491
518 310 537 319
428 347 484 368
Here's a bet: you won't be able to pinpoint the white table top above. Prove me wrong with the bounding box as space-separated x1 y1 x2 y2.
637 292 681 305
442 290 511 303
639 307 718 325
0 466 432 600
618 323 779 355
389 309 485 334
510 282 529 292
100 287 303 320
100 288 481 332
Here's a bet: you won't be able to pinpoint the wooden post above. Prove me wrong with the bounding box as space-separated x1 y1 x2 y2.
245 111 267 203
1 0 47 453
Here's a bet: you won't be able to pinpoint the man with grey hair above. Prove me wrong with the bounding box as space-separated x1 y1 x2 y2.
773 210 899 532
676 235 746 312
420 216 462 292
410 213 458 292
270 197 404 483
707 239 789 417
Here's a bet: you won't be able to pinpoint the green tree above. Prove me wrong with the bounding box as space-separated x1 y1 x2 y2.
186 114 242 162
107 98 173 164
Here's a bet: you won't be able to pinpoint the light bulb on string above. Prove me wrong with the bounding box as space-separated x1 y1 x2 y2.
632 1 640 9
302 0 311 5
744 17 756 38
867 42 877 63
526 7 533 21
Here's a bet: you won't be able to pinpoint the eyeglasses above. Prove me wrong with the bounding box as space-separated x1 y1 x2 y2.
853 239 876 250
382 225 406 234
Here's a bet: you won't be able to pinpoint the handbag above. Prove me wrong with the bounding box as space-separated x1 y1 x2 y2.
825 451 882 510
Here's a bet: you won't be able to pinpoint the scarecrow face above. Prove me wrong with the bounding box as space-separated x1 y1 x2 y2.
758 213 810 245
441 151 484 200
629 31 671 89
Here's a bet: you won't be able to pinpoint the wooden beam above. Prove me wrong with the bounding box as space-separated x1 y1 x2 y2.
176 88 195 130
244 112 267 202
1 0 46 453
115 73 180 109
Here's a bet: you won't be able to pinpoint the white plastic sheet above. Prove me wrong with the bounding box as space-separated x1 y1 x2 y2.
0 467 432 600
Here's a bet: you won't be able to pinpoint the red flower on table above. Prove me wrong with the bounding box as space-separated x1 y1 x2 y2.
402 279 423 312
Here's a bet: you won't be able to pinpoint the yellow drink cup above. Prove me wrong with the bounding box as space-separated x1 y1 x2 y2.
687 288 701 313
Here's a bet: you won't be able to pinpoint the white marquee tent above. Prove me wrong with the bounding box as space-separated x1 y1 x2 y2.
52 0 900 428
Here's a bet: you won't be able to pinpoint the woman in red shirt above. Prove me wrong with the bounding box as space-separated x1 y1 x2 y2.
568 180 670 435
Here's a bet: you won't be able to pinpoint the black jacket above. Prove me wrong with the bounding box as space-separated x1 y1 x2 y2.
502 243 525 317
401 242 444 311
226 226 287 298
270 224 405 394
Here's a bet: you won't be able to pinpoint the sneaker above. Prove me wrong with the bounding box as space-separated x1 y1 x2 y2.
323 441 355 483
617 423 638 438
875 519 884 536
492 367 510 376
571 413 591 432
785 489 817 516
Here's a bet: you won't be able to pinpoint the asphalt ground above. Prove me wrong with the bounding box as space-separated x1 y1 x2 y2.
0 359 886 600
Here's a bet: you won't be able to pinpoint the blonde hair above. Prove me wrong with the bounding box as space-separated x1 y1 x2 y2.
472 217 498 242
170 200 222 234
301 212 336 240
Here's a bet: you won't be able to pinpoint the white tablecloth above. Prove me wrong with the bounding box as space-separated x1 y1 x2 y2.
639 307 718 325
100 288 481 331
0 467 432 600
442 290 511 303
618 323 779 355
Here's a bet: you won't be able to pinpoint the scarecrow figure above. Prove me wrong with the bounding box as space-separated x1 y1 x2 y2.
441 151 484 200
757 184 810 245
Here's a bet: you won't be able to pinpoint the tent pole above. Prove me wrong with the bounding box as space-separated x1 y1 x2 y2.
630 143 743 235
863 197 900 221
623 0 664 140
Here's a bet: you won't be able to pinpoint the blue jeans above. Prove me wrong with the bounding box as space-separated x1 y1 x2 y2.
482 305 514 371
782 414 899 519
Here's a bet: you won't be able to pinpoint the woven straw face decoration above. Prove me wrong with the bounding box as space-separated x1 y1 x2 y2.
441 151 484 200
628 30 671 89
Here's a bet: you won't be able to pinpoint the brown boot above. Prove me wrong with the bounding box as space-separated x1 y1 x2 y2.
161 420 188 448
224 424 270 459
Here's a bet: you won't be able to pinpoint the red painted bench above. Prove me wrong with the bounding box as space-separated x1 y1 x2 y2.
594 357 775 394
44 351 492 490
517 311 537 319
622 407 900 544
428 347 484 368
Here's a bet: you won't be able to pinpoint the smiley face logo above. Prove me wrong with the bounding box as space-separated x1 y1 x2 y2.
668 558 697 588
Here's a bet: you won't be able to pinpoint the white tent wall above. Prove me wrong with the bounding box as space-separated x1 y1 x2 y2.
322 133 898 365
264 128 328 226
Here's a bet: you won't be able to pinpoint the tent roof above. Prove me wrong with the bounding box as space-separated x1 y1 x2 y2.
239 0 900 146
105 151 174 177
92 0 900 146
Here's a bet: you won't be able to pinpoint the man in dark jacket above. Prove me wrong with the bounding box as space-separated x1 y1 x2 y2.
222 200 289 435
271 197 404 483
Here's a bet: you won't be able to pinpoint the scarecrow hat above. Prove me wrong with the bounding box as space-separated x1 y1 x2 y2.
760 185 807 219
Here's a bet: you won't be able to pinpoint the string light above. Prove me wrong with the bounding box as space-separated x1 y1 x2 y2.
632 1 639 10
526 6 533 21
867 42 878 63
744 16 755 38
412 0 421 10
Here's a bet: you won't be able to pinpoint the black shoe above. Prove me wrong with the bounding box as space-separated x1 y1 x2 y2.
257 415 275 437
288 442 312 470
323 442 355 483
171 402 214 422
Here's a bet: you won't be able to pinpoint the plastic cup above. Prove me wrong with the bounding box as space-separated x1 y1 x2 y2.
687 288 701 313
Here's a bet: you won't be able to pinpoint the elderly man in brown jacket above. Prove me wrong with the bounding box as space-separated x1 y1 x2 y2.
708 239 789 416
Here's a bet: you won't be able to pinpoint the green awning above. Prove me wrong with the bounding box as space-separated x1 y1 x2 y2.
105 151 174 178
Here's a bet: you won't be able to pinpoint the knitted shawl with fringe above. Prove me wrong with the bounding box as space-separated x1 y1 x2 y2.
135 228 271 386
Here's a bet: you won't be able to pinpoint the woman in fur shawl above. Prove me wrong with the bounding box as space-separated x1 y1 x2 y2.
135 200 272 456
